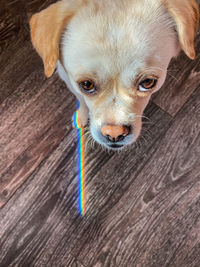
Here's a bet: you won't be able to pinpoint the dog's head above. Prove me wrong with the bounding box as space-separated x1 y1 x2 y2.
30 0 199 150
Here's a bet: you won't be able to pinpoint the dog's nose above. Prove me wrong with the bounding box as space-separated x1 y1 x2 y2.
101 125 130 143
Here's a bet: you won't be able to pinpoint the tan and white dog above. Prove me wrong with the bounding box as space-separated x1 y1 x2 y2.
30 0 199 150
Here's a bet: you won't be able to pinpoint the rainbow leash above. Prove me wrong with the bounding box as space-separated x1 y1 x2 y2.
73 105 85 216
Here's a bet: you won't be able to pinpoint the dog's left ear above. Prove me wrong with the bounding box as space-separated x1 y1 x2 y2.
30 0 83 77
165 0 199 59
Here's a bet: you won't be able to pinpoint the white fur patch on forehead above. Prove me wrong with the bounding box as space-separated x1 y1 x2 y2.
61 0 177 82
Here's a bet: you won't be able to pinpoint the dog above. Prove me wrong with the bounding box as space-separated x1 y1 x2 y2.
30 0 199 150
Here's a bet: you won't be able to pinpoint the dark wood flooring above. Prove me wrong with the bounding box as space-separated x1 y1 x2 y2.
0 1 200 266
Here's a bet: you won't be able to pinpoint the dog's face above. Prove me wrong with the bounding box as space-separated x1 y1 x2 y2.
30 0 199 150
61 2 178 149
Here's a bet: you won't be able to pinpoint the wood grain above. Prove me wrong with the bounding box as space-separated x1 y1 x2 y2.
0 0 200 266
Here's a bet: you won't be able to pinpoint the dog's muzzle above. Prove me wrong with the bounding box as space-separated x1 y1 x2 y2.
101 124 131 149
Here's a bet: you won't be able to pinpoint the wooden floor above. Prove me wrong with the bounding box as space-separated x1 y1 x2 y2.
0 1 200 266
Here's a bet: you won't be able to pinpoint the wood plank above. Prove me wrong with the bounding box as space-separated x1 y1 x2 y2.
0 39 76 207
0 103 171 266
0 42 43 103
0 0 28 53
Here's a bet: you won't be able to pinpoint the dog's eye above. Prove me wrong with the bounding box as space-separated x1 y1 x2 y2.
138 78 157 92
79 80 96 93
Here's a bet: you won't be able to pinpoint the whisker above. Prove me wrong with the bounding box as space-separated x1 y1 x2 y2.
142 127 153 134
167 71 178 82
140 134 148 146
85 135 93 151
134 114 152 121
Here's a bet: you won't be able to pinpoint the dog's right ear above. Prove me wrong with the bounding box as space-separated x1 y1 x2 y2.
30 0 82 77
165 0 199 60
